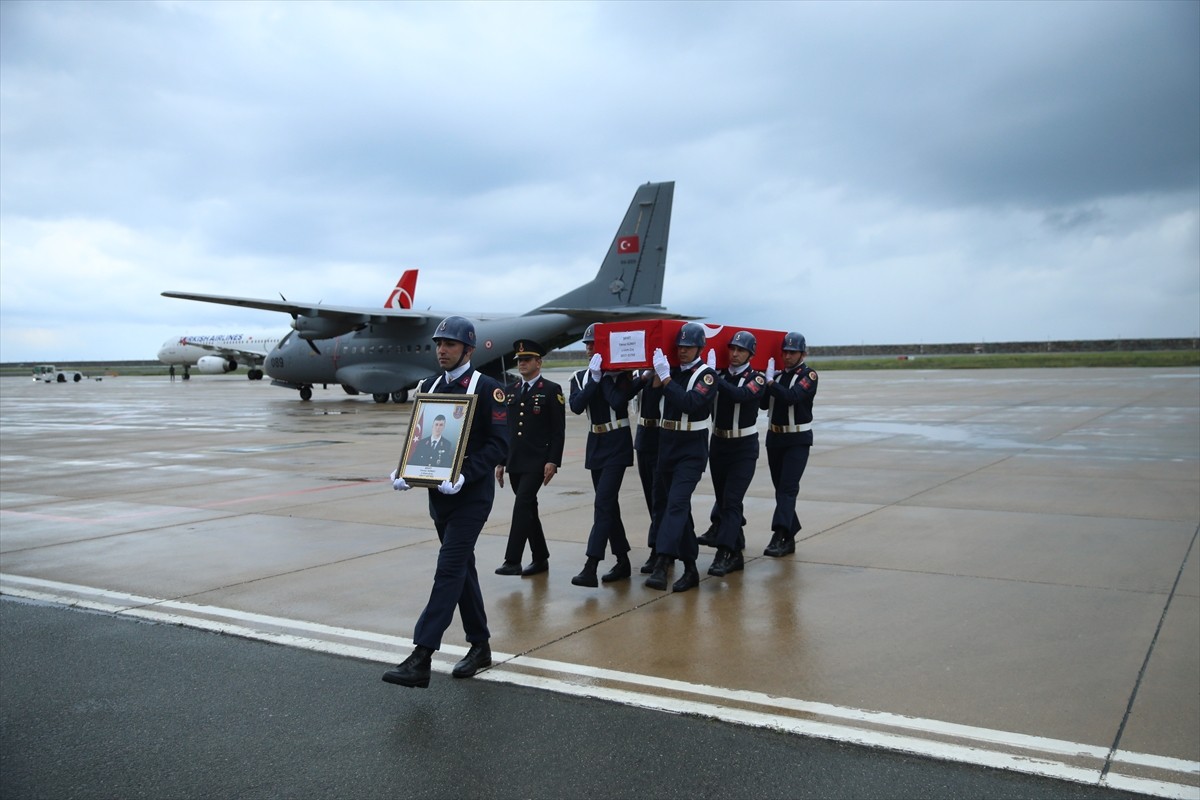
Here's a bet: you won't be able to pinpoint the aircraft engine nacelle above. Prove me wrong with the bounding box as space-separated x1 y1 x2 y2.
291 314 366 341
197 355 239 374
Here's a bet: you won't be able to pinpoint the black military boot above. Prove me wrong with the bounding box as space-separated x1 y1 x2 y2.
451 641 492 679
707 547 731 577
601 553 631 583
696 523 719 548
571 557 599 587
644 554 670 590
382 645 434 688
639 549 658 574
672 559 700 592
763 529 784 557
764 531 796 557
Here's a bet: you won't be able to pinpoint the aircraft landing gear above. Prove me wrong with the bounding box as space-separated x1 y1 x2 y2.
247 368 264 380
372 393 389 404
299 386 313 401
391 390 408 403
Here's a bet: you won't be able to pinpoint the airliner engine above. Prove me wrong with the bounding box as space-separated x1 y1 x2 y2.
197 355 238 374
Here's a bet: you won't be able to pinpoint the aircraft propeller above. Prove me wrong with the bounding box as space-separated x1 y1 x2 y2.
280 292 322 354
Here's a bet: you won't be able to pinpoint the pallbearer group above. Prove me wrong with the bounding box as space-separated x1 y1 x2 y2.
382 316 817 688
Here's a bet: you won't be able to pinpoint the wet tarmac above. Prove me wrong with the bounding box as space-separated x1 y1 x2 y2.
1 367 1197 797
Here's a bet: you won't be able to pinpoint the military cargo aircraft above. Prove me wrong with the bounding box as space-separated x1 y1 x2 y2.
163 181 690 402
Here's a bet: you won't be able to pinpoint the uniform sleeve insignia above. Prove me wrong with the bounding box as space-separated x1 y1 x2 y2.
493 387 505 402
557 393 565 404
809 371 817 380
754 375 765 385
703 373 714 385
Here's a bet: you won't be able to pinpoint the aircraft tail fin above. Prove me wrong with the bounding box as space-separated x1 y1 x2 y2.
383 269 419 309
539 181 674 313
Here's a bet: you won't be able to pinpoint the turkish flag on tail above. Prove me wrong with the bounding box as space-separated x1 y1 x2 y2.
617 235 639 254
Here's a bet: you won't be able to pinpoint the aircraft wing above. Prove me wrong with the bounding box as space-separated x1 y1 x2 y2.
161 291 433 326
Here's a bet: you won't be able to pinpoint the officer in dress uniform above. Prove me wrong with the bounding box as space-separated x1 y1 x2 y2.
644 322 718 593
410 414 455 467
494 340 565 577
383 315 508 689
761 331 818 557
703 331 766 577
568 323 637 587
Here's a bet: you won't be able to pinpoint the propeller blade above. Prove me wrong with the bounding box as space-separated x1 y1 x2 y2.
306 338 321 355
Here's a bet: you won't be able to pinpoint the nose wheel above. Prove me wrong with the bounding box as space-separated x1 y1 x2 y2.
299 386 313 401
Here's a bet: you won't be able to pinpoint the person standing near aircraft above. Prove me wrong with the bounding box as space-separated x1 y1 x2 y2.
568 324 636 587
644 323 718 593
410 415 455 468
701 331 766 577
495 340 565 578
761 332 818 557
383 316 508 689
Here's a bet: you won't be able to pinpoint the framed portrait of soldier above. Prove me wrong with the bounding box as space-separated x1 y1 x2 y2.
397 393 476 487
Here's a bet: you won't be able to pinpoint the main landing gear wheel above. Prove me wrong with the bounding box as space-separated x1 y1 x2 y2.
391 390 408 403
247 369 264 380
299 386 313 401
372 393 389 403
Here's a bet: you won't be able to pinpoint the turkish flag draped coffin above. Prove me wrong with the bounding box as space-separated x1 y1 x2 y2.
594 321 787 371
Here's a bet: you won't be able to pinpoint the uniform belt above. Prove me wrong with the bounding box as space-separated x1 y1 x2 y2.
638 417 660 428
591 419 630 434
712 426 757 439
661 419 711 432
769 422 812 434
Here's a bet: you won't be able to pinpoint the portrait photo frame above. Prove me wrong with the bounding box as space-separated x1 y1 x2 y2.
397 393 477 487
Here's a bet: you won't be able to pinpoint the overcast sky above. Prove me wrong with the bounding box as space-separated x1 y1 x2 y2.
1 0 1197 361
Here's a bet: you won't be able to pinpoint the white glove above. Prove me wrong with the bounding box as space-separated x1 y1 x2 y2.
392 477 411 491
705 349 717 369
588 353 602 380
652 348 671 381
765 357 777 382
437 474 466 495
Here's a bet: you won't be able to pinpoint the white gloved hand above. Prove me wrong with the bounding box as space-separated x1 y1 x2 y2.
588 353 602 380
652 348 671 381
765 357 777 382
705 349 717 369
392 477 411 491
437 474 466 495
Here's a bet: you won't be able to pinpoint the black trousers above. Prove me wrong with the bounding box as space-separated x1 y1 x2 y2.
652 451 706 562
585 465 630 561
767 444 810 538
709 437 758 551
504 471 550 563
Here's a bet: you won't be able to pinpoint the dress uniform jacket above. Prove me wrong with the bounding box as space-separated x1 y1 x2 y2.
569 369 635 469
763 362 818 448
410 367 508 651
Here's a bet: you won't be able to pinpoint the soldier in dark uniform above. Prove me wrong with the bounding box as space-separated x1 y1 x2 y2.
568 323 637 587
495 340 565 577
410 414 455 467
383 315 508 689
762 331 818 557
644 322 718 593
703 331 766 576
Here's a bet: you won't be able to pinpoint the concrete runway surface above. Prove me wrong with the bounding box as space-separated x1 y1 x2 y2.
1 367 1197 798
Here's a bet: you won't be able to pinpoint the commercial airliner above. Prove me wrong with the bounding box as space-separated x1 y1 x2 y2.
164 181 692 402
157 270 419 380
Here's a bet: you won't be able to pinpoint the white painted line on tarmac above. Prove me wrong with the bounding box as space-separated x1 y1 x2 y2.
3 573 1197 800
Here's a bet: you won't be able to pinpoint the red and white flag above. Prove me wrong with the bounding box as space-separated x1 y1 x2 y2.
617 235 639 254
